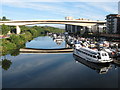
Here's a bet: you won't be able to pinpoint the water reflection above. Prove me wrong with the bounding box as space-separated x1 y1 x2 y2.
26 36 66 49
73 54 112 74
2 48 21 56
1 35 119 88
2 54 118 88
53 38 63 45
113 58 120 67
1 59 12 70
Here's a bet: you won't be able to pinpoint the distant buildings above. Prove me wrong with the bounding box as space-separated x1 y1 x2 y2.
65 16 90 21
106 1 120 35
65 16 73 20
65 17 106 35
65 2 120 37
105 2 120 35
106 14 120 34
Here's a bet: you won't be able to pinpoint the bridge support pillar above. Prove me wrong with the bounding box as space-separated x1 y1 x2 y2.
77 26 81 34
16 25 21 34
70 25 73 33
65 24 67 32
75 26 77 33
65 24 69 32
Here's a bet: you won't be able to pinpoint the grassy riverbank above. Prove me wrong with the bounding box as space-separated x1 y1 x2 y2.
1 25 65 56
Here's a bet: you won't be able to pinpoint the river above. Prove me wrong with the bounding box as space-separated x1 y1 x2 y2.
1 36 120 88
26 36 66 49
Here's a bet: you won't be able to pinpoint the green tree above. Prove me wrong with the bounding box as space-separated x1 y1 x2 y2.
1 24 11 35
10 49 20 56
24 32 33 40
1 16 10 21
9 34 25 47
2 39 17 53
20 25 30 33
28 29 38 38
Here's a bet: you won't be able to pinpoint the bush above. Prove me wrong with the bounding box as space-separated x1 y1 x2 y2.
2 39 16 50
9 34 25 47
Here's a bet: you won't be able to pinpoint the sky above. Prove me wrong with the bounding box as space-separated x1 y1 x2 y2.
1 0 119 21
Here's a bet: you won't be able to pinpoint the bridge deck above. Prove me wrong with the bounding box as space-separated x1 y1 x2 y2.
0 20 106 26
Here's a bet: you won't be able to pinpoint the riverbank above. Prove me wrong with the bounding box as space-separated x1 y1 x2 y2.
1 25 65 56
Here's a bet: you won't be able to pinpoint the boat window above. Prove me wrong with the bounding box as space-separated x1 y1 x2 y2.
102 53 104 56
102 53 107 56
97 55 101 59
90 54 92 56
93 55 96 58
105 53 107 56
97 53 101 59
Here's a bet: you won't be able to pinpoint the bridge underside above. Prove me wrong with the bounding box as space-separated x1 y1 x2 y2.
0 20 105 34
0 22 96 26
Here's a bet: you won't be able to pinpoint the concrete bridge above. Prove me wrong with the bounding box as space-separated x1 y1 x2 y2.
0 20 106 34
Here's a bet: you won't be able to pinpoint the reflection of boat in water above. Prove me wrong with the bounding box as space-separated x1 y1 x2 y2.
55 40 63 45
112 58 120 67
53 37 64 45
53 38 64 42
73 54 112 74
73 47 113 63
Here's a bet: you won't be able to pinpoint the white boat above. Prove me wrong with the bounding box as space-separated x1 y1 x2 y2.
74 40 82 49
68 39 74 45
73 47 113 63
102 48 114 58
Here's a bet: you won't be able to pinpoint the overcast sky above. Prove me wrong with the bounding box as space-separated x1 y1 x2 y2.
1 0 119 21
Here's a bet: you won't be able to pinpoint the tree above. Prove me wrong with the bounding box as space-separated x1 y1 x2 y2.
1 24 11 35
10 49 20 56
2 39 17 54
20 25 30 33
9 34 25 47
1 16 10 21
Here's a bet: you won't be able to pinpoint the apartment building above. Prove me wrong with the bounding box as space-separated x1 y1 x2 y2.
106 14 120 34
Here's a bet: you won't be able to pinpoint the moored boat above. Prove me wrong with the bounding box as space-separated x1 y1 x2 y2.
73 47 113 63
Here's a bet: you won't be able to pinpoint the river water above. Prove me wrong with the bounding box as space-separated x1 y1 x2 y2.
26 36 66 49
1 36 120 88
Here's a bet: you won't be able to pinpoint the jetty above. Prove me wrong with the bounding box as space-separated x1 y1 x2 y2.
20 48 73 53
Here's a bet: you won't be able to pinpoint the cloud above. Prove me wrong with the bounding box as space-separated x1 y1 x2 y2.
72 2 118 20
2 2 82 19
86 2 118 14
1 1 118 20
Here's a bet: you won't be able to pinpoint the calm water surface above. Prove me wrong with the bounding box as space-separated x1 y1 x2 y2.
26 36 66 49
1 36 119 88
